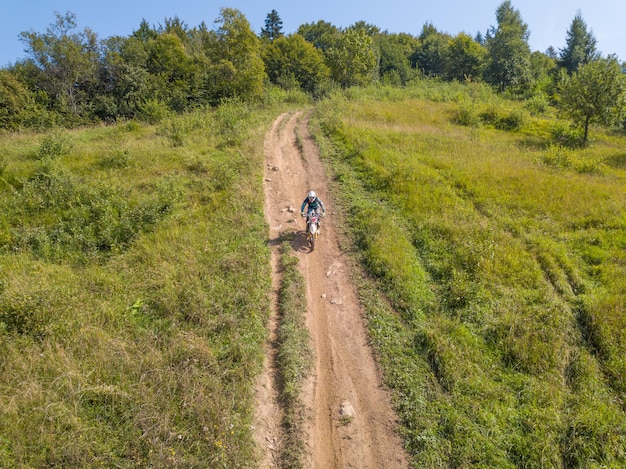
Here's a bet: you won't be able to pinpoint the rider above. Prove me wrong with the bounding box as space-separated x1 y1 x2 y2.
300 190 326 232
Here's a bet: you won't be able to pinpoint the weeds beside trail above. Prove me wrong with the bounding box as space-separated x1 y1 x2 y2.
0 89 312 468
311 82 626 467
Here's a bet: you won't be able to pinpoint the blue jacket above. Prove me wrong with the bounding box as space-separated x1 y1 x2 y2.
301 196 325 214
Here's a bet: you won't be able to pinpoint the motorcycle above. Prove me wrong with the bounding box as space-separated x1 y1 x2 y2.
303 210 324 249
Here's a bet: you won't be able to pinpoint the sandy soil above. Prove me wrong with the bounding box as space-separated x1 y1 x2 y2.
253 111 408 469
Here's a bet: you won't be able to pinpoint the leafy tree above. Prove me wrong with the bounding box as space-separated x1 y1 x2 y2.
19 11 100 118
376 32 419 85
297 20 342 53
410 23 450 77
529 50 557 94
483 1 531 92
145 33 196 111
262 34 330 93
445 32 486 82
159 16 189 43
559 12 600 74
559 56 626 143
326 28 377 87
546 46 558 60
0 70 33 129
100 33 151 118
204 8 266 103
260 9 283 43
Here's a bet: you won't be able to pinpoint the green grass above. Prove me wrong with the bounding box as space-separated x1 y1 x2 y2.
311 81 626 467
0 88 310 467
276 238 313 469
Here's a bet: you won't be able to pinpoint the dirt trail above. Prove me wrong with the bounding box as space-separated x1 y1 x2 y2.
254 111 408 468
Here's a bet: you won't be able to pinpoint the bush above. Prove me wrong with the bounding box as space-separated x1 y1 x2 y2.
36 132 73 161
0 290 50 338
137 99 170 124
455 105 480 127
525 94 549 116
495 109 527 131
214 99 251 147
550 121 585 147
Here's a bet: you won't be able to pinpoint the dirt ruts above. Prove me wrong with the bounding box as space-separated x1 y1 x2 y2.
254 111 408 468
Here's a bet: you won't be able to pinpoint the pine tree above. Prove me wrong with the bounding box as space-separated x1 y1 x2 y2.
483 1 531 92
559 12 599 74
260 9 283 43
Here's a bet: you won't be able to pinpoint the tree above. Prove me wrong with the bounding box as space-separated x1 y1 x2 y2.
529 50 557 94
262 34 330 93
145 33 196 111
559 12 599 74
297 20 341 53
204 8 266 103
0 70 33 129
325 28 377 87
559 56 626 143
376 32 419 85
445 32 486 82
483 1 531 92
19 11 100 117
410 23 450 77
260 10 283 43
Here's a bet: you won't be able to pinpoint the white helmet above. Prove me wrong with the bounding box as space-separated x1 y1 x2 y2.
307 190 316 202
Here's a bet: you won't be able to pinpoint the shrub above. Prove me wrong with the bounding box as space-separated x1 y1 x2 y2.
36 132 72 161
495 109 527 131
525 94 549 116
137 99 170 124
0 290 50 338
540 144 573 169
550 121 585 147
214 99 251 147
454 105 480 127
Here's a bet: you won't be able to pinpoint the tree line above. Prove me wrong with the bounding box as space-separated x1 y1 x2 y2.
1 1 624 142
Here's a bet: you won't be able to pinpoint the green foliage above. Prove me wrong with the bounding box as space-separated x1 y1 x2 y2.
558 12 600 74
326 28 377 88
260 9 283 43
524 92 550 115
445 32 486 82
411 23 450 78
276 240 312 467
213 98 252 147
311 84 626 467
18 11 100 117
455 100 528 131
0 96 294 466
559 56 626 143
36 131 73 160
205 8 266 104
483 1 531 92
262 34 330 94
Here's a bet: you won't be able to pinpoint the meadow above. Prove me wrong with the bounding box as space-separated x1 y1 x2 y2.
311 82 626 467
0 90 310 468
1 79 625 468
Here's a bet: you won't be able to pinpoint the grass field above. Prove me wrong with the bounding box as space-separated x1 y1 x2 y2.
311 82 626 467
1 80 625 467
0 90 310 467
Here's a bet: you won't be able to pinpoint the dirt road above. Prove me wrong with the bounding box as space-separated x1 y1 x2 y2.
254 111 408 468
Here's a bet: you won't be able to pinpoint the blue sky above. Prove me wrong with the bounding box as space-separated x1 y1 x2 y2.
1 0 624 67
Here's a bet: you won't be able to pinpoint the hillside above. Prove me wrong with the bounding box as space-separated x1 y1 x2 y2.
311 84 626 466
0 81 625 467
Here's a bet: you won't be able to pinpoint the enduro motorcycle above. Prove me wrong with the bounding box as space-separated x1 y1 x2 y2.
303 210 323 249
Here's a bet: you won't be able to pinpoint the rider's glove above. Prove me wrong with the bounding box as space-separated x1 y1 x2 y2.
321 213 326 217
300 212 304 217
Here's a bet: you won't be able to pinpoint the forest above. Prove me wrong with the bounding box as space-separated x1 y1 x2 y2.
1 1 625 143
